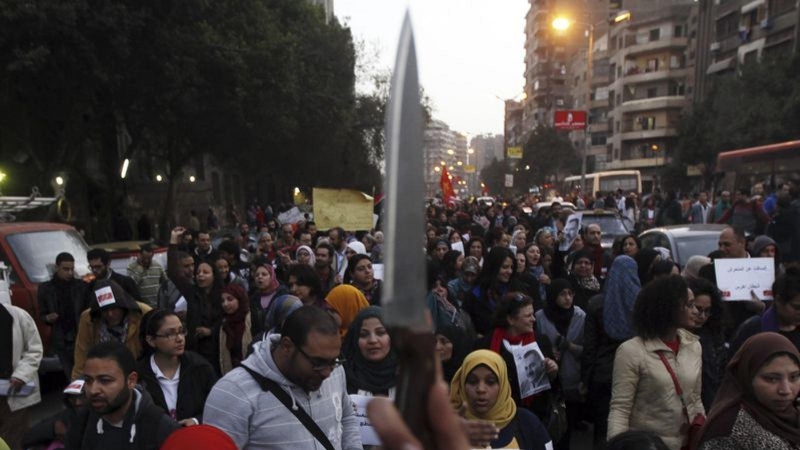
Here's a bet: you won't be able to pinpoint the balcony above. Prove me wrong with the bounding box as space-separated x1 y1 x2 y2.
589 122 608 133
590 98 609 109
622 67 690 85
618 96 689 114
624 37 689 58
619 126 679 141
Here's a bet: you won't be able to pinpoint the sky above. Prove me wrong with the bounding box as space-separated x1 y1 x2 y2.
335 0 529 136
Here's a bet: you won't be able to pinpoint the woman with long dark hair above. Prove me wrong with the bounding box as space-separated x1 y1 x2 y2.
687 278 728 411
465 247 521 337
467 236 486 266
138 309 218 426
344 254 382 306
186 260 223 363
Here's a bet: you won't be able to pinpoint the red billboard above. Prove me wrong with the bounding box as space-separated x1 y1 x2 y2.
554 110 587 130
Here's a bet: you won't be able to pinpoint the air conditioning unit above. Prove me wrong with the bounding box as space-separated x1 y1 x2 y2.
709 42 721 52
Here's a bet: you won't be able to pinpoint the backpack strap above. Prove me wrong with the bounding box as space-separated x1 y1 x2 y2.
242 366 335 450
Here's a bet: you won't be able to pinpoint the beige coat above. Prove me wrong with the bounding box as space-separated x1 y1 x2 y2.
4 303 42 412
608 328 705 450
218 311 252 376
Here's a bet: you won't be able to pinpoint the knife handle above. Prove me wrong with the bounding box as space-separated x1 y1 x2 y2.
393 329 438 449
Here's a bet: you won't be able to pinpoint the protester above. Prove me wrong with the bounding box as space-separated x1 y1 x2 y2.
614 234 641 258
66 342 179 449
436 321 471 384
443 250 465 282
535 279 585 449
693 333 800 450
564 249 602 310
216 284 252 375
138 310 218 426
185 260 223 363
716 188 770 235
193 231 219 266
448 256 481 309
159 250 195 311
449 350 553 450
465 247 521 337
682 255 712 281
467 236 486 266
687 278 728 411
608 275 704 450
344 254 382 305
215 256 248 292
203 306 362 449
342 307 398 397
37 252 86 379
127 244 167 307
295 245 315 266
580 224 612 283
325 284 369 338
519 244 548 307
0 296 42 450
729 266 800 355
72 279 152 380
634 248 661 286
86 248 142 304
249 260 288 336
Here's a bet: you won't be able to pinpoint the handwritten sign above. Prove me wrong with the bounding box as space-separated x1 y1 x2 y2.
349 394 381 446
313 188 374 231
714 257 775 301
94 286 116 308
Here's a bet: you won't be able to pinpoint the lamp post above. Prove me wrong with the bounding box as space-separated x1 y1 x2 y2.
552 10 631 193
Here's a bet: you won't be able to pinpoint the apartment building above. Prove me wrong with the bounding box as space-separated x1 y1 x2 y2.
603 4 694 190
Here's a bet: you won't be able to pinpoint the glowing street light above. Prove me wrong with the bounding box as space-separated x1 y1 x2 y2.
0 170 5 184
440 161 446 166
55 176 64 186
552 17 571 31
467 148 475 155
457 161 463 166
446 149 455 155
156 174 163 182
189 175 196 183
434 166 441 172
120 158 130 179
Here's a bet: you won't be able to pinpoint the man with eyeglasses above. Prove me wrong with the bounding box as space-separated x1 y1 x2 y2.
204 305 361 450
85 248 142 306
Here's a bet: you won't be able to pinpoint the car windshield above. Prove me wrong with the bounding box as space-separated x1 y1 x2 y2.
581 215 630 236
7 230 91 283
675 235 720 267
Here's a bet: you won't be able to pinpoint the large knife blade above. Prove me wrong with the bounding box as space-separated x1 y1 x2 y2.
382 12 437 449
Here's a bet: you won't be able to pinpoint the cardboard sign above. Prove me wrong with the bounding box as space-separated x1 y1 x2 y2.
349 395 381 446
313 188 374 231
95 286 116 308
714 257 775 301
504 340 551 398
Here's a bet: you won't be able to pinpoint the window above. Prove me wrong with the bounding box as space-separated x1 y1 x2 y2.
674 25 684 37
668 82 685 96
591 134 607 146
770 0 796 16
647 87 658 98
646 58 659 72
638 116 656 130
716 13 739 40
649 28 661 41
670 55 683 69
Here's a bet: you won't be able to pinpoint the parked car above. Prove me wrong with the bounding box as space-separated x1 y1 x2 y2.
0 222 91 372
639 224 726 268
579 209 634 250
89 241 168 275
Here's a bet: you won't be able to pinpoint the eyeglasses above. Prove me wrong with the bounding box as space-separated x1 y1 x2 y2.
88 264 105 271
153 328 187 341
695 307 713 317
292 340 345 372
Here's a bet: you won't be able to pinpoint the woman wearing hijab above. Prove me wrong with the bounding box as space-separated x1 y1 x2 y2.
216 284 251 375
450 350 553 450
294 245 315 266
634 248 661 287
535 279 586 449
682 255 711 281
248 259 289 337
345 241 368 260
326 284 370 338
693 333 800 450
582 254 641 448
565 249 601 310
603 255 642 342
448 256 481 309
344 254 382 305
436 322 472 384
428 239 451 262
342 307 398 397
608 275 704 450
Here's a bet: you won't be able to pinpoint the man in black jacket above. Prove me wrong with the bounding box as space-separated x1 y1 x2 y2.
66 342 178 450
86 248 141 303
37 252 86 378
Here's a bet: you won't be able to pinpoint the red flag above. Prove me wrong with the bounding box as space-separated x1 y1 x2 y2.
440 165 455 204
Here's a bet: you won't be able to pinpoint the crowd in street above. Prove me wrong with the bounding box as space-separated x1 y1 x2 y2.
2 181 800 450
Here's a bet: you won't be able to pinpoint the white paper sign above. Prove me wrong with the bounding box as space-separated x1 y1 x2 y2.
0 379 35 397
505 174 514 188
451 241 465 255
277 207 308 225
372 264 384 281
559 213 582 252
94 286 116 308
504 340 551 398
714 257 775 301
63 379 85 395
174 296 188 313
349 395 381 446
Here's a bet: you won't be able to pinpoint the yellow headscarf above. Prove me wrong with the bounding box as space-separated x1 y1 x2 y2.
325 284 370 337
449 350 517 429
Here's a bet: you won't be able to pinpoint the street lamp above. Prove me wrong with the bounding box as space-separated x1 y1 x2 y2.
120 158 130 179
552 10 632 192
189 175 196 183
55 176 64 186
434 166 441 173
446 149 455 155
155 174 163 182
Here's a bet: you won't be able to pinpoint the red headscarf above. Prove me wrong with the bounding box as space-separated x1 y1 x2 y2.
692 332 800 449
221 284 249 367
160 425 237 450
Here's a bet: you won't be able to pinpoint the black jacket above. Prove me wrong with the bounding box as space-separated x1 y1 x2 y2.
65 386 178 450
136 350 218 423
580 293 622 387
249 286 290 337
37 277 86 343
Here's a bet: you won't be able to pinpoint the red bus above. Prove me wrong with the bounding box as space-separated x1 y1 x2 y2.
716 140 800 192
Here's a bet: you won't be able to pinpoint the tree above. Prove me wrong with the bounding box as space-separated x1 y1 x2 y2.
521 125 579 187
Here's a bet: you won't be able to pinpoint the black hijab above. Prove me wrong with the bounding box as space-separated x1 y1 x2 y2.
342 307 398 394
545 278 574 337
436 321 471 383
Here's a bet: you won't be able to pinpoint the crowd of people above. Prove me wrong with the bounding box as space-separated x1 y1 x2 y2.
2 181 800 450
